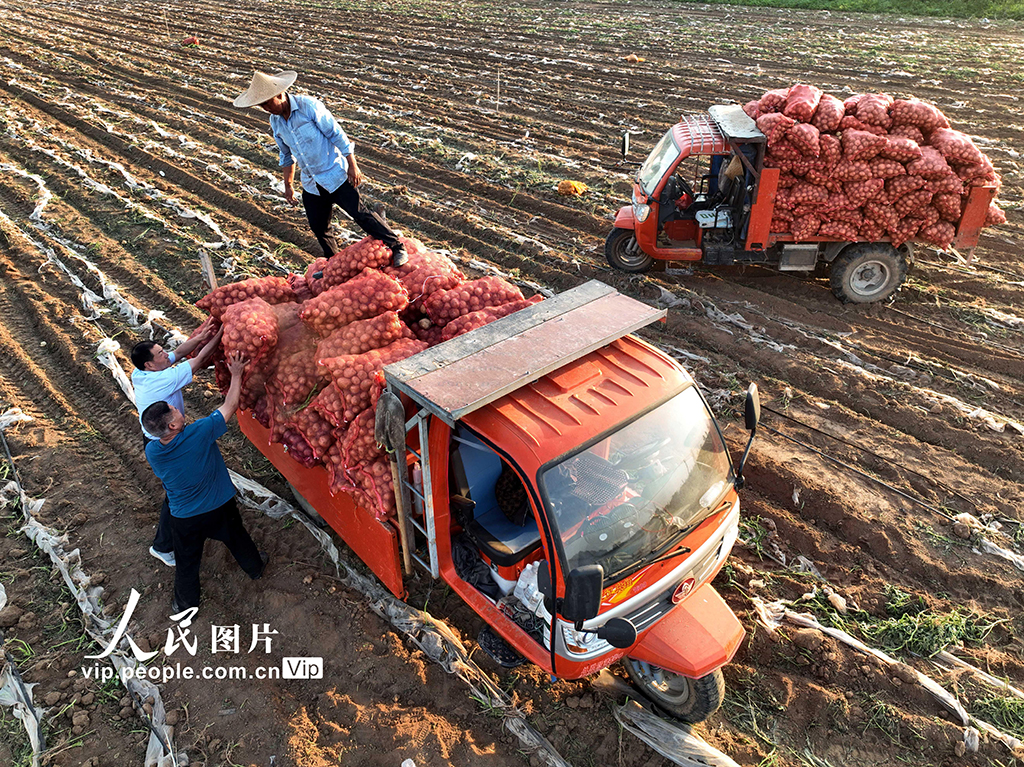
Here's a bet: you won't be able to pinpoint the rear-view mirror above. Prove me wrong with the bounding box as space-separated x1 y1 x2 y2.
597 617 637 649
562 564 604 624
744 382 760 435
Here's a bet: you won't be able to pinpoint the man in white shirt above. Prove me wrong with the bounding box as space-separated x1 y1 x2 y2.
131 319 222 565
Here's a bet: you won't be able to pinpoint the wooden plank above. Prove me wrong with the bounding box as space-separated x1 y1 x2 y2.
387 280 615 382
198 249 218 290
387 293 665 425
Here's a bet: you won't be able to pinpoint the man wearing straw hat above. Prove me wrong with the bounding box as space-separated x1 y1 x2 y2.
234 70 408 267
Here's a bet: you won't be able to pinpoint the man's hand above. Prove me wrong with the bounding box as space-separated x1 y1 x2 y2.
226 351 248 378
217 352 248 424
284 182 297 205
196 317 217 343
347 155 363 188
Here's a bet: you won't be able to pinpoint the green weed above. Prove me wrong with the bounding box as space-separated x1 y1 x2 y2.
738 516 773 561
666 0 1024 21
973 694 1024 740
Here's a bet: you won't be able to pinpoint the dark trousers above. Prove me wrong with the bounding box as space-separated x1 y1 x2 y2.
152 495 173 553
302 181 400 258
170 498 262 608
143 434 173 554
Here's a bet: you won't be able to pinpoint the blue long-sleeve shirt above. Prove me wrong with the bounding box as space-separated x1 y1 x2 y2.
270 94 355 195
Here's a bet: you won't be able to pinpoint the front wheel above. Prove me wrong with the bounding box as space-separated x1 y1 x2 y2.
829 243 908 303
605 227 653 273
623 659 725 724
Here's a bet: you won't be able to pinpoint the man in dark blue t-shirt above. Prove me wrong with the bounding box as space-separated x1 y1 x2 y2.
142 352 266 612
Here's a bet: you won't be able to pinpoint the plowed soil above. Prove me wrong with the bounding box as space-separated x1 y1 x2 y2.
1 1 1022 766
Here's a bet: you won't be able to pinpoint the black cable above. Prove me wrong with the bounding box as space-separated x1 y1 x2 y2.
762 405 979 511
759 422 956 522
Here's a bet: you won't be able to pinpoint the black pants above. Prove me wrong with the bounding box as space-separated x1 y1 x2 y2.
302 181 400 258
170 498 262 608
143 434 173 554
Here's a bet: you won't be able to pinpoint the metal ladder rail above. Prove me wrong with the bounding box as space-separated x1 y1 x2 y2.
394 408 439 578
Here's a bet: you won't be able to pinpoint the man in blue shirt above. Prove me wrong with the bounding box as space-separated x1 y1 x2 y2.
233 70 408 267
131 321 222 567
142 352 266 613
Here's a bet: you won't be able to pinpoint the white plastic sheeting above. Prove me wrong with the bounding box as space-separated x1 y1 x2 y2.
615 700 740 767
0 413 185 767
751 596 1024 754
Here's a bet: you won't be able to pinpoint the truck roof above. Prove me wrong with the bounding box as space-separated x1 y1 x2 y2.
671 104 764 160
383 281 666 426
460 333 692 476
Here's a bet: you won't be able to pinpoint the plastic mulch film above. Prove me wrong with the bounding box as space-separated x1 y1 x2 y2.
751 596 1024 755
0 413 185 767
934 651 1024 701
0 582 46 767
614 700 740 767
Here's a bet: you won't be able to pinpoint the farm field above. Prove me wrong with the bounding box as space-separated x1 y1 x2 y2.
0 1 1023 766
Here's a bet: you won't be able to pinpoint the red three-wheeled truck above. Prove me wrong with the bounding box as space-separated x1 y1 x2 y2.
239 281 759 722
606 104 996 303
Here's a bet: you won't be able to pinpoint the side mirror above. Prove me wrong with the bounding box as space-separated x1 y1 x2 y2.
562 565 604 625
621 132 630 161
744 382 760 435
597 617 637 649
735 382 760 489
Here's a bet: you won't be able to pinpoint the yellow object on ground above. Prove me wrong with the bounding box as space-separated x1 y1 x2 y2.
557 180 588 196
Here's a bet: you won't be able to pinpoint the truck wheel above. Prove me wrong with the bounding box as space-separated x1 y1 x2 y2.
605 228 653 273
829 243 908 303
623 659 725 724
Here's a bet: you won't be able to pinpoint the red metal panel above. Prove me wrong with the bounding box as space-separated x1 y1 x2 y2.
953 185 997 250
237 410 405 598
627 584 744 679
747 167 779 250
671 116 728 159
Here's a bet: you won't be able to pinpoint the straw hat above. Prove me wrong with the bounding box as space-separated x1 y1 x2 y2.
232 70 297 108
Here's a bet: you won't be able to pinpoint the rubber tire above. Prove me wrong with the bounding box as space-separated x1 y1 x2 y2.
623 659 725 724
829 243 908 304
605 227 653 273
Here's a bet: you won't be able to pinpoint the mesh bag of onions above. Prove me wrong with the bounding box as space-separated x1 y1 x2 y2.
322 237 394 288
196 276 297 319
422 276 524 326
300 268 410 337
744 84 1006 249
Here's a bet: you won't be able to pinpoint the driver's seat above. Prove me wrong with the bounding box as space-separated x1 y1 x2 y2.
450 432 542 568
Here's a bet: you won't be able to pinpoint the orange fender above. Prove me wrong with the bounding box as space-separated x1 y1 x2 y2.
627 583 744 679
613 205 635 230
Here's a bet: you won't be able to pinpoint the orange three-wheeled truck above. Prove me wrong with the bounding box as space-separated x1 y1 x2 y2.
607 104 997 303
239 281 760 722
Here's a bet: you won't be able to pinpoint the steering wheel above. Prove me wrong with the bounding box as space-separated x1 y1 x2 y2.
580 503 640 546
660 174 695 206
613 436 672 471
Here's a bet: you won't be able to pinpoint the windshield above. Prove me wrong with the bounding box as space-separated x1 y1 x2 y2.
637 129 681 196
539 387 732 581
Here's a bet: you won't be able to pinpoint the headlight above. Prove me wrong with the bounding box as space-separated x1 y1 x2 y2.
562 624 607 655
632 203 650 223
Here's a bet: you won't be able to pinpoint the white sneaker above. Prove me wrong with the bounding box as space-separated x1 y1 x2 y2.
149 547 176 567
